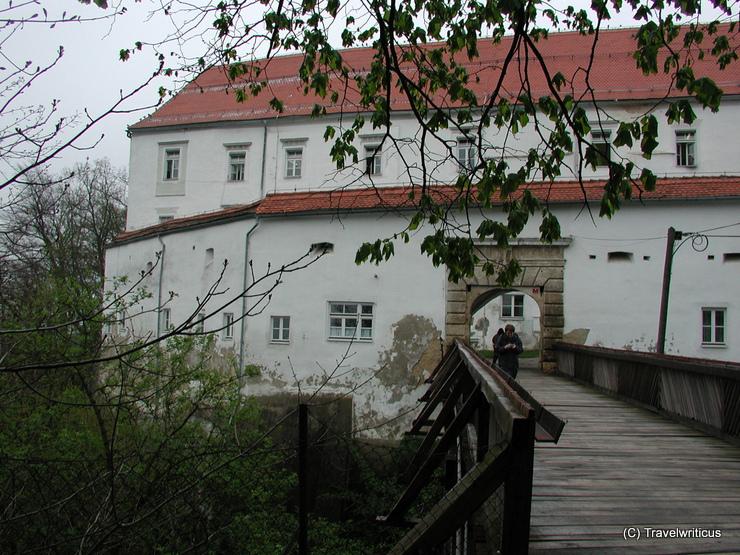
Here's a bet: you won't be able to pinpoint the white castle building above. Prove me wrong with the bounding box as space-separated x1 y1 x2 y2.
106 25 740 434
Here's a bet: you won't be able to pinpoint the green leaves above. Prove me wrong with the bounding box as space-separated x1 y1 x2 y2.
639 114 659 159
355 238 395 265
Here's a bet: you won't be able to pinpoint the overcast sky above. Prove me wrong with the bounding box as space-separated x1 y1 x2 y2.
5 1 176 175
5 0 731 177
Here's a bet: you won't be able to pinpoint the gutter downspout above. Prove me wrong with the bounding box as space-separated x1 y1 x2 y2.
239 121 266 379
156 235 166 337
239 219 260 377
259 121 268 198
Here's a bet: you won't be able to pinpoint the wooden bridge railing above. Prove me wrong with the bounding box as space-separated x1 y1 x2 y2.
382 340 563 554
555 342 740 443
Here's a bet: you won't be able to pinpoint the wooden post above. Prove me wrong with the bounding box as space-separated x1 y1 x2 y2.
501 414 535 554
298 403 309 555
657 227 681 354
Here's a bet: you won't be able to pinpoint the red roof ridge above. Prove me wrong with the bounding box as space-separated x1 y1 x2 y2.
109 176 740 245
113 201 261 245
131 23 739 130
256 175 740 215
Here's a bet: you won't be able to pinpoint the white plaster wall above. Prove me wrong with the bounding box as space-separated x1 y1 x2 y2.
127 125 266 230
466 200 739 361
125 98 740 230
107 211 450 437
547 201 738 361
105 218 255 346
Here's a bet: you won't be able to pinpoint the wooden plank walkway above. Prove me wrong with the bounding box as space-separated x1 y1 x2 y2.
517 367 740 554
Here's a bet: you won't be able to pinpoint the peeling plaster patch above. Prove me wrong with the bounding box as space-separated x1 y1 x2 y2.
356 398 414 439
377 315 442 403
244 361 290 391
623 334 660 353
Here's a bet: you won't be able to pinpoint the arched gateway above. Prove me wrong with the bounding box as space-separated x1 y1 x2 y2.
445 239 570 372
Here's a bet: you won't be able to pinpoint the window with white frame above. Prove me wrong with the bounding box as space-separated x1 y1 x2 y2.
364 145 382 176
223 312 234 340
501 293 524 319
285 147 303 178
163 148 181 180
676 130 696 167
195 312 206 334
702 307 726 346
329 302 373 340
591 130 611 166
457 138 475 171
228 150 246 181
271 316 290 343
159 308 172 335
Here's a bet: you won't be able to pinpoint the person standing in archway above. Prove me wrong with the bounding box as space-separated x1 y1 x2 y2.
491 328 504 366
496 324 523 379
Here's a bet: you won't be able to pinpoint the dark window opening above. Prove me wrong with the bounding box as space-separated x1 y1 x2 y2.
607 251 633 262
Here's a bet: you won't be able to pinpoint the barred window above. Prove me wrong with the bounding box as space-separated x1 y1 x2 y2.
228 151 246 181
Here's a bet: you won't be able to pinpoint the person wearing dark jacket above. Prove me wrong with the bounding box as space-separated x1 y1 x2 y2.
495 324 523 379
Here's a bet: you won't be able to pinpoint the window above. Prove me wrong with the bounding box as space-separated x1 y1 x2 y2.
223 313 234 340
271 316 290 343
159 308 172 335
108 310 126 336
501 294 524 319
285 148 303 178
608 251 634 262
702 308 726 346
676 130 696 167
458 138 475 171
195 312 206 334
164 148 181 180
591 130 611 166
228 150 246 181
365 145 382 176
158 215 174 224
329 302 373 340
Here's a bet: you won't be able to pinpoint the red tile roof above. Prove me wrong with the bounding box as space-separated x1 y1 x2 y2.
132 24 739 130
256 176 740 216
112 176 740 244
114 202 259 245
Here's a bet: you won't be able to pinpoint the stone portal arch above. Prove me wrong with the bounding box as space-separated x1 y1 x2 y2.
445 239 570 372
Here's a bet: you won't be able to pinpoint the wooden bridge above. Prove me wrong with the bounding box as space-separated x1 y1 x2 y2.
520 364 740 554
384 341 740 554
